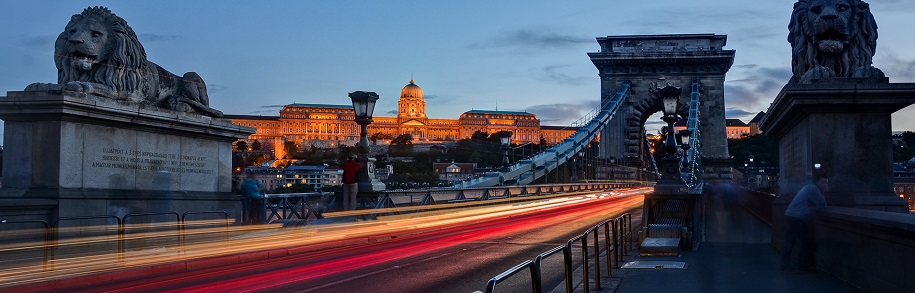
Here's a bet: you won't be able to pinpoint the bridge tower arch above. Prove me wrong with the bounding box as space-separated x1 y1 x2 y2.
589 34 736 181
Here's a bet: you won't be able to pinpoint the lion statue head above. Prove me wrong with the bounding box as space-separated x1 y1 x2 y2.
55 6 147 95
26 6 222 117
788 0 884 83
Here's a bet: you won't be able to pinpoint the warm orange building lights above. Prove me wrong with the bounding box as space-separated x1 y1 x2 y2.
226 79 581 149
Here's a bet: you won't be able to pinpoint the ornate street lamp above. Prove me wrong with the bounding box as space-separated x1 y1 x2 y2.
349 91 378 152
655 85 687 194
348 91 385 192
500 132 512 172
659 86 681 154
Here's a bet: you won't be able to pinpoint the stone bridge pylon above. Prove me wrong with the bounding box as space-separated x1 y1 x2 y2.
588 34 736 181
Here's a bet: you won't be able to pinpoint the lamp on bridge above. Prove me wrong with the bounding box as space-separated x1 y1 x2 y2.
348 91 386 192
656 85 688 194
500 132 512 172
349 91 378 153
677 129 692 151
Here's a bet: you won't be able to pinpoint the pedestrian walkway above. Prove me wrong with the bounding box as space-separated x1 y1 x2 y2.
562 186 862 293
610 242 860 293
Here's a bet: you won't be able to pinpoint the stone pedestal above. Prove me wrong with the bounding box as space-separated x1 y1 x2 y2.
357 157 386 192
0 90 253 222
760 80 915 213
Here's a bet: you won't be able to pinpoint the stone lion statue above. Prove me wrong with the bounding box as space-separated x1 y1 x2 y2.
26 6 223 117
788 0 884 84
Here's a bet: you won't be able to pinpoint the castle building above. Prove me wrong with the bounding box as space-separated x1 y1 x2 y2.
226 79 582 152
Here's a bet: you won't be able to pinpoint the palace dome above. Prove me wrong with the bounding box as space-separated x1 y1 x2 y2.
400 79 424 100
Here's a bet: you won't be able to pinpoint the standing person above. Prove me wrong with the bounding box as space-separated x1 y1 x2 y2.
781 174 828 273
240 172 265 224
341 154 364 210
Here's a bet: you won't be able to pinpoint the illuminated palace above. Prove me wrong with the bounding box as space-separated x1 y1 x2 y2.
225 79 579 151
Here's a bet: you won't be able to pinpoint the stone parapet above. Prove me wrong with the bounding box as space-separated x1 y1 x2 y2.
815 207 915 292
759 81 915 212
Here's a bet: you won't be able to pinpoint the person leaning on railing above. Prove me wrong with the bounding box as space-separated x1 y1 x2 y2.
781 173 828 273
240 172 266 224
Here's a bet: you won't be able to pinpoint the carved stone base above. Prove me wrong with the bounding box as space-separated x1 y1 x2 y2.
0 90 253 223
760 80 915 212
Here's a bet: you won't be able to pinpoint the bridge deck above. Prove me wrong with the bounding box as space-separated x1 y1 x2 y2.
568 186 861 293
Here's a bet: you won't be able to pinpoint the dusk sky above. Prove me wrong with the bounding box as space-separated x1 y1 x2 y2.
2 0 915 142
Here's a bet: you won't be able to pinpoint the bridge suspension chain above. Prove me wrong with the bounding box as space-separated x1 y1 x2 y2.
681 79 703 194
458 82 632 188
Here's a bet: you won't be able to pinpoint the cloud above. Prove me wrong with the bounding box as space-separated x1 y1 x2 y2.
525 102 596 125
469 29 591 50
725 108 755 118
724 67 791 109
245 104 284 115
207 84 228 93
875 53 915 83
423 94 455 103
532 65 586 86
139 33 181 42
20 35 55 48
385 109 398 116
733 64 759 69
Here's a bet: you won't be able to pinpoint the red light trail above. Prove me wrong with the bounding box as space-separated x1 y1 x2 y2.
3 188 648 292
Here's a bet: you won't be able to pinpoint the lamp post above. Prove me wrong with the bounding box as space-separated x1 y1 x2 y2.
348 91 386 192
655 85 688 194
748 155 756 189
609 157 616 181
500 133 512 172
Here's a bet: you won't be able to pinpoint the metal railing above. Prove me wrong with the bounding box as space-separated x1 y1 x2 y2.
480 213 635 293
264 192 334 222
0 210 231 270
736 187 777 226
0 220 52 270
366 182 640 219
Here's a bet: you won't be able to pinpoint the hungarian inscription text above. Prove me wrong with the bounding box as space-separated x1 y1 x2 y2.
91 147 212 174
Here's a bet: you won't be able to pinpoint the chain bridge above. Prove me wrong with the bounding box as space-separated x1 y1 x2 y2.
459 34 735 192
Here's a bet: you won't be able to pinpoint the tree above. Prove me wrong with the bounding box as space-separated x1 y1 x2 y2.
471 130 489 141
893 131 915 162
391 134 414 156
251 140 262 151
370 133 394 144
727 134 779 170
391 134 414 145
487 131 514 145
236 140 248 151
283 141 300 159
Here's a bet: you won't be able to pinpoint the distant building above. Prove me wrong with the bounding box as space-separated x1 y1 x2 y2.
240 167 285 192
673 118 752 139
893 158 915 211
748 111 765 136
433 162 477 183
323 167 342 187
225 79 587 159
376 164 394 181
284 165 325 191
725 119 750 139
